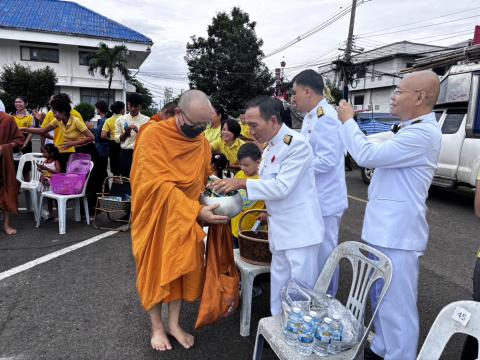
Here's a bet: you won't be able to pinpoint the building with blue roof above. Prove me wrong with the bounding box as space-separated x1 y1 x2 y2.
0 0 153 106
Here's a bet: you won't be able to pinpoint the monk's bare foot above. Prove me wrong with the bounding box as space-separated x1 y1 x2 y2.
151 328 172 351
4 225 17 235
168 325 194 349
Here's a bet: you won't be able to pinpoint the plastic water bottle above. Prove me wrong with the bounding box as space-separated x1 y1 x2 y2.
313 317 333 357
297 315 315 356
284 307 303 346
329 315 343 354
308 310 320 330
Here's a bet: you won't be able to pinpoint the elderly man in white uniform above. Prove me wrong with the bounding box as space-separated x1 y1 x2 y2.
292 69 348 296
213 96 324 315
337 71 442 360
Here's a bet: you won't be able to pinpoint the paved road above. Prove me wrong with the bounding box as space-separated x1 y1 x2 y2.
0 170 477 359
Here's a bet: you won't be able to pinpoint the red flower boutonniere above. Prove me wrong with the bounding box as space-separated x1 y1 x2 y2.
271 155 276 163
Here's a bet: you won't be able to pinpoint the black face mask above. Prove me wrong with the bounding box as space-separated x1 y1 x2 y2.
180 122 207 138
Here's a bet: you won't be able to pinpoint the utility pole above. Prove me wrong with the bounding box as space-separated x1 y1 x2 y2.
342 0 358 99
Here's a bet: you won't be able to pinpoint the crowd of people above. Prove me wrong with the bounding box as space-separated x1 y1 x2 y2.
0 67 467 359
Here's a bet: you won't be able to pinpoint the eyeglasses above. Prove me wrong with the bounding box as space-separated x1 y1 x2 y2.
393 88 425 96
180 110 211 127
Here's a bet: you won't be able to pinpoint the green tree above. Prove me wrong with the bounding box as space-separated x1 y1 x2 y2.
185 7 275 115
74 102 95 122
0 63 57 112
88 42 130 104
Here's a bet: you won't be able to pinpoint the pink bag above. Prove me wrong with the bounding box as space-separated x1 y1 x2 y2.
51 173 85 195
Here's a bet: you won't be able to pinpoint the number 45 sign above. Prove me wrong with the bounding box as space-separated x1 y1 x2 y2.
452 306 472 327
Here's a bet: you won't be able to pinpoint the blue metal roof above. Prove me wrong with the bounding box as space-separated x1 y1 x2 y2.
0 0 153 45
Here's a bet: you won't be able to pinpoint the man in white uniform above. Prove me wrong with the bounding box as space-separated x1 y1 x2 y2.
292 69 348 296
337 71 442 360
213 96 324 315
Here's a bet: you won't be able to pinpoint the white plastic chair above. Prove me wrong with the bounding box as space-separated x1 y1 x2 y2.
417 300 480 360
37 161 94 235
252 241 393 360
16 153 44 223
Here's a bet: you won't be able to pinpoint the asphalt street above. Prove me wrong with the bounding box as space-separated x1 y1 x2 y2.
0 170 477 360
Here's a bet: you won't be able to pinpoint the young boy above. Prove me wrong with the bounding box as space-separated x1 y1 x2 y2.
231 142 266 247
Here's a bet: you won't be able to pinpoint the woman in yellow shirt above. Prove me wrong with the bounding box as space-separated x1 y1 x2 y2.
12 96 34 154
210 119 245 169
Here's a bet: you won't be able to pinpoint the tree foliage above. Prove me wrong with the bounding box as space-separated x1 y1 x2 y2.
185 7 275 115
74 102 95 122
0 63 57 112
88 42 130 104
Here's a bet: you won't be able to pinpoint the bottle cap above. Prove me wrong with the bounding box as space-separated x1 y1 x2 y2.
292 307 301 313
332 314 341 321
308 311 318 318
303 315 312 323
324 317 332 324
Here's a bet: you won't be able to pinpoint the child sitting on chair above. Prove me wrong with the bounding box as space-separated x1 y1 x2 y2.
36 144 61 219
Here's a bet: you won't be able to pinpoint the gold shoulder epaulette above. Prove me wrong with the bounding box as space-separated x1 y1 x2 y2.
283 134 292 145
317 107 324 118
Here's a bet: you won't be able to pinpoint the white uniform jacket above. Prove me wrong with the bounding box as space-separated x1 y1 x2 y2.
246 124 324 251
340 112 442 252
301 99 348 216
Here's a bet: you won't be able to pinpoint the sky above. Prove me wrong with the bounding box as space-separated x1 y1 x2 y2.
76 0 480 106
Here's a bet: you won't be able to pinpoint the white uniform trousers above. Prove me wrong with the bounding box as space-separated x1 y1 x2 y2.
369 244 423 360
270 243 322 315
317 212 343 297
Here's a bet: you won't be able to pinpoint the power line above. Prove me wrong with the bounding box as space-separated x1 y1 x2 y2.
357 5 480 36
356 13 480 38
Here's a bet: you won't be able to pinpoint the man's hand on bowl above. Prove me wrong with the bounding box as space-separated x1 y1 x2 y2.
211 179 247 194
198 204 229 224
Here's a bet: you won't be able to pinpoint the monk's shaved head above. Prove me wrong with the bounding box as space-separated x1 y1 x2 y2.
175 89 215 134
403 70 440 108
391 70 440 121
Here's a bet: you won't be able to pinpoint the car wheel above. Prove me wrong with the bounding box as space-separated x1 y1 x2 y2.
361 167 374 185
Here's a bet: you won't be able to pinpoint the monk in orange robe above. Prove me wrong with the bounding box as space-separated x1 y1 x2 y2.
0 108 25 235
130 90 228 351
150 101 177 122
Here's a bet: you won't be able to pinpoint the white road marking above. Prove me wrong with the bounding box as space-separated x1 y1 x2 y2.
0 230 119 282
348 194 368 204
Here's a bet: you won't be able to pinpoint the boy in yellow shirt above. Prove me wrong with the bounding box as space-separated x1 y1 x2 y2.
230 142 265 247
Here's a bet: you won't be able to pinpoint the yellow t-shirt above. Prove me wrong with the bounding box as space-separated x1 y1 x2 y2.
211 138 245 166
42 109 83 152
13 113 34 129
50 115 88 153
230 170 265 237
204 124 221 143
240 123 253 140
102 114 120 140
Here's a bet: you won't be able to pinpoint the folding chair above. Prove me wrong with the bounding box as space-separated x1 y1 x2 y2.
252 241 393 360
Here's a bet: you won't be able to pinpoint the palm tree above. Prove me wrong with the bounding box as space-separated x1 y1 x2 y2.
88 42 130 104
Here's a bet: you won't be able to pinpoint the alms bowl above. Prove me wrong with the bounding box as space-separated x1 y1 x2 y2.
200 191 244 218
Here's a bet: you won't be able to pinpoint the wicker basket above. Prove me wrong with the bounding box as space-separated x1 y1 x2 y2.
97 196 130 212
238 209 271 265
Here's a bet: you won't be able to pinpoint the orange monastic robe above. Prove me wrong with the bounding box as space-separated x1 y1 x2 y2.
130 117 211 311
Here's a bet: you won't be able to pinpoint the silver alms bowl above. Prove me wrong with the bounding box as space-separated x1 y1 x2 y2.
200 191 244 218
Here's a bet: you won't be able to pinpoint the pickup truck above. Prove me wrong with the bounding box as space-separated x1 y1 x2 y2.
360 62 480 188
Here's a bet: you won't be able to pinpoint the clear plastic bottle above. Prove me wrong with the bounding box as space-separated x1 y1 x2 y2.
308 310 320 331
284 307 303 346
297 315 315 356
313 317 333 357
329 314 343 354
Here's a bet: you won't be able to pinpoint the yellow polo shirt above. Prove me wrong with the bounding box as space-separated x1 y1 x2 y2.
50 115 88 153
240 123 252 140
102 114 120 140
230 170 265 237
13 113 34 129
211 138 245 166
204 124 221 143
42 109 83 152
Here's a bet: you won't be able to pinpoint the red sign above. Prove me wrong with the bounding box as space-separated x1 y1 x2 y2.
473 25 480 46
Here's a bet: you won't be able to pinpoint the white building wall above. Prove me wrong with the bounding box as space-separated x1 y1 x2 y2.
0 38 129 105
